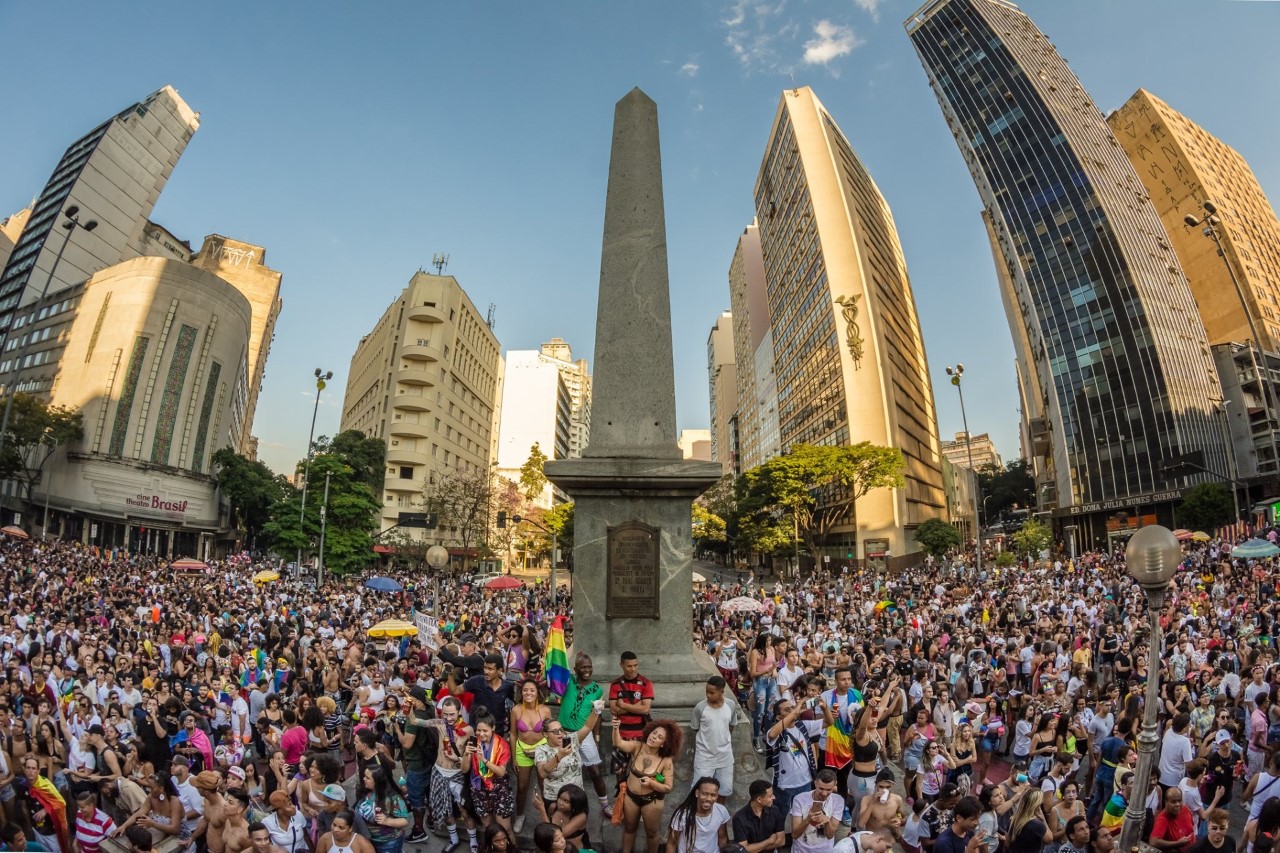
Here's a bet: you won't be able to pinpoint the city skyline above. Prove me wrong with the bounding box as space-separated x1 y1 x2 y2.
1 2 1275 477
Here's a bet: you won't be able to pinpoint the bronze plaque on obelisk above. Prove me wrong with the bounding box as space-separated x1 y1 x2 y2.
606 521 660 619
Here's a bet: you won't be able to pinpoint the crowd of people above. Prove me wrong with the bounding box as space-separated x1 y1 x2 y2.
0 527 1275 853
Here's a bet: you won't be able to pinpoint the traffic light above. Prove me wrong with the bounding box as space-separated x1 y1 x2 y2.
497 511 506 528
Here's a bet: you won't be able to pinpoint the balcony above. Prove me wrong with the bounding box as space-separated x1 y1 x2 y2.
384 475 419 493
400 343 442 362
389 420 432 439
386 448 431 467
408 303 446 323
393 392 431 412
396 366 434 387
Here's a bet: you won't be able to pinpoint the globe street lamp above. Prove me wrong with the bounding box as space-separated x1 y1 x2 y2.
0 205 98 462
945 364 982 575
426 544 450 620
297 368 334 573
1118 524 1182 853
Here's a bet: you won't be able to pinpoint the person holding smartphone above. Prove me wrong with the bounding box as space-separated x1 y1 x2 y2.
789 769 842 853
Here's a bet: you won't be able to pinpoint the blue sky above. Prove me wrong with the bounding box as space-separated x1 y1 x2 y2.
1 1 1277 477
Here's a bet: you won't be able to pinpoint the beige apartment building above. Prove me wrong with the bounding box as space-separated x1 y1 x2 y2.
340 272 501 547
1110 89 1280 351
706 311 736 467
727 221 780 476
752 86 948 567
940 431 1002 471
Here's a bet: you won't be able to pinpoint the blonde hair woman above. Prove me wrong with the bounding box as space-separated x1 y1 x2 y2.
1007 790 1053 853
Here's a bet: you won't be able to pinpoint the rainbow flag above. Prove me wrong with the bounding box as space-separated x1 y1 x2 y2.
1100 792 1126 834
545 616 570 697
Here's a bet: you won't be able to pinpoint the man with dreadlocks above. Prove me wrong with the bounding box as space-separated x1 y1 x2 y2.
666 776 730 853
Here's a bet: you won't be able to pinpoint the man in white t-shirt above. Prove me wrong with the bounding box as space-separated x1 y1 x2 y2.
667 777 731 853
776 649 806 699
691 676 740 802
1158 714 1196 789
790 770 844 853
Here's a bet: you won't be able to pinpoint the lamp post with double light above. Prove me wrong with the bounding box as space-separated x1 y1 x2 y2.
0 205 98 462
296 368 333 573
945 364 982 576
1118 524 1182 853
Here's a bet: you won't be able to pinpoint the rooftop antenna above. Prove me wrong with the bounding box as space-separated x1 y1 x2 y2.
431 253 449 275
486 302 496 330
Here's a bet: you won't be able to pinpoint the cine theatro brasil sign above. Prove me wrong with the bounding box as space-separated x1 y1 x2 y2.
124 493 189 515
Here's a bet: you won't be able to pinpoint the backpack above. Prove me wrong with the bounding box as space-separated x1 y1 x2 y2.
767 726 815 786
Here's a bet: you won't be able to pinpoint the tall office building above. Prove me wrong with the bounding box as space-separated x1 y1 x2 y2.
706 311 736 466
495 339 592 509
906 0 1228 545
753 86 947 566
340 272 501 542
727 221 781 475
0 86 199 336
189 236 283 454
1110 89 1280 351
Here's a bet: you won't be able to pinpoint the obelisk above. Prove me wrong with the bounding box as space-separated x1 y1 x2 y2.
545 89 722 709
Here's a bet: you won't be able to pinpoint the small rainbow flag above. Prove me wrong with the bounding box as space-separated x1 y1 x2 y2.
545 616 570 698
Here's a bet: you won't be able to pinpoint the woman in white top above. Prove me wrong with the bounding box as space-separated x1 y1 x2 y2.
316 809 375 853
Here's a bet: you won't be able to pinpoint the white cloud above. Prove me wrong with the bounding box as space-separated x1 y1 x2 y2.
853 0 882 22
681 62 700 77
803 20 861 65
722 0 790 72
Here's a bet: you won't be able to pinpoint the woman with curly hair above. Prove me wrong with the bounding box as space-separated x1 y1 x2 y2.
611 718 681 853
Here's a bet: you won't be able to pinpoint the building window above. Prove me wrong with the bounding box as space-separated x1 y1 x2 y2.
399 466 413 479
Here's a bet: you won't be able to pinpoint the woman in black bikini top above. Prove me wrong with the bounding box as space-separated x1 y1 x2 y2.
612 717 681 853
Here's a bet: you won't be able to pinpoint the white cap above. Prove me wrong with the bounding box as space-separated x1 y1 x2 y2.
1215 729 1233 745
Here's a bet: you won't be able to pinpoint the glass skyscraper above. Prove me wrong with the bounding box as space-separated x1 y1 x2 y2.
906 0 1227 541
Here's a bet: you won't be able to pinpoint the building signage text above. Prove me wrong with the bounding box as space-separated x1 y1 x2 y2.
1059 490 1182 517
124 494 189 515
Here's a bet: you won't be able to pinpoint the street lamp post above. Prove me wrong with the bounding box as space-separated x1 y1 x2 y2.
945 364 983 576
296 368 333 573
0 206 98 463
425 545 450 620
1185 200 1280 484
1118 524 1182 853
316 471 331 588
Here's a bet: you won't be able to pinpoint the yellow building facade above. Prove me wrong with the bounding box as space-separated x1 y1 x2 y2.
1110 89 1280 350
752 87 947 566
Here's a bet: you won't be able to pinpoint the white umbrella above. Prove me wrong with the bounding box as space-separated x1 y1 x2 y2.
692 571 706 583
720 595 765 614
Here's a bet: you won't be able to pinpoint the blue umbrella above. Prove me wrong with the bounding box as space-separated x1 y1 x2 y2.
364 576 404 592
1231 539 1280 559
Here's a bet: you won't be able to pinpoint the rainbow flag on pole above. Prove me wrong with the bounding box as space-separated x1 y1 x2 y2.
545 616 570 697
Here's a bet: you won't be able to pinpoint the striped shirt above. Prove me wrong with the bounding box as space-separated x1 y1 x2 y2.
75 808 116 853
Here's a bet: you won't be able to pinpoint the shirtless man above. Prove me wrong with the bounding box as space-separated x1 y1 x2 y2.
246 822 287 853
193 772 228 853
221 791 252 853
858 768 906 835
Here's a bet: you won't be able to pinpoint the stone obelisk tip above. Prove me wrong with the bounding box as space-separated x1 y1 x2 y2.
583 86 680 459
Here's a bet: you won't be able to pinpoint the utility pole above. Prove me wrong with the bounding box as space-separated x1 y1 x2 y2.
317 471 331 587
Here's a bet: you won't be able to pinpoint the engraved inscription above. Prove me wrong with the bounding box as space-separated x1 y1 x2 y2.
606 521 660 620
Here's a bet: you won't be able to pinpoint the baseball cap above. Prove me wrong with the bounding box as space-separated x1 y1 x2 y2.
407 686 430 706
170 756 191 768
320 784 346 802
1215 729 1234 745
227 766 247 781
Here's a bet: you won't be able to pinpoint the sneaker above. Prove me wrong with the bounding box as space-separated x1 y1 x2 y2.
601 802 614 820
514 816 525 833
408 829 429 843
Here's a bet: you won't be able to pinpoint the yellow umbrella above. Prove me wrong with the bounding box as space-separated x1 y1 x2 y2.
367 618 419 638
1192 531 1211 542
253 570 280 584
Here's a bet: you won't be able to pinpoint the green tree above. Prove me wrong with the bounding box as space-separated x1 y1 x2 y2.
914 517 963 558
314 430 387 496
519 443 549 502
692 504 727 544
995 551 1016 568
0 394 83 525
1176 482 1235 531
738 442 906 556
976 459 1037 524
212 448 288 548
262 453 380 574
492 477 524 570
1011 517 1053 557
544 501 575 551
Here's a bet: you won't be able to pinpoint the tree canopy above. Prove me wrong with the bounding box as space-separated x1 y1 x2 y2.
1011 517 1053 557
519 443 549 502
1176 482 1235 532
737 442 905 556
914 517 962 558
0 394 83 522
976 459 1036 524
212 448 288 548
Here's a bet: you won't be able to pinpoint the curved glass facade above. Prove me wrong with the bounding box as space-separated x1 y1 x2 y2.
906 0 1227 511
